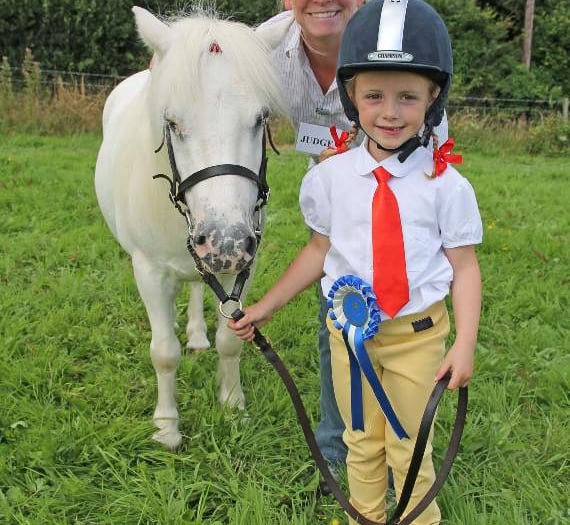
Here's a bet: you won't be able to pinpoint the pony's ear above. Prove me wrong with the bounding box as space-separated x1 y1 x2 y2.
255 13 294 51
132 7 170 55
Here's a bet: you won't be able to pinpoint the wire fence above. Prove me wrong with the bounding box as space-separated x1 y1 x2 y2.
448 96 567 122
5 67 128 94
4 67 569 121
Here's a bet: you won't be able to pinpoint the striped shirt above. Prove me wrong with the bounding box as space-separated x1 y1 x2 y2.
260 11 354 134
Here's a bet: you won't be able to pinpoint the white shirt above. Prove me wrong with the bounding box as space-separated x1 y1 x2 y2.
300 140 483 319
260 11 449 148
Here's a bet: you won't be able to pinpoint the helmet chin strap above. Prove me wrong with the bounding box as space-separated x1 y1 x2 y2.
358 121 435 163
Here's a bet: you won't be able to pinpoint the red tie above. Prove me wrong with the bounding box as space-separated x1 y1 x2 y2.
372 167 409 317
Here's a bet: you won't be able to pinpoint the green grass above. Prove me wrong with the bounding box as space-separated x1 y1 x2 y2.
0 134 568 524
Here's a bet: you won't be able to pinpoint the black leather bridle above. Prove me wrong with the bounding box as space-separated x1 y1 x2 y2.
153 117 278 314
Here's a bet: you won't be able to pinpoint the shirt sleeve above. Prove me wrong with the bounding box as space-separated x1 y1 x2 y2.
299 167 331 236
438 175 483 248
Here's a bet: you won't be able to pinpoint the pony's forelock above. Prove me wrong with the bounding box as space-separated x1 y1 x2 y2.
153 11 287 118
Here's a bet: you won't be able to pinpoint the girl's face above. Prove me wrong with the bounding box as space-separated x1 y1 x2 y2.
350 70 439 162
291 1 363 41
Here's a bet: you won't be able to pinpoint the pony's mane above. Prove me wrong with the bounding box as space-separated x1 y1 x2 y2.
158 11 287 117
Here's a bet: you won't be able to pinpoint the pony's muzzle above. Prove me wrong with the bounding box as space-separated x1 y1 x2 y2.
192 221 257 274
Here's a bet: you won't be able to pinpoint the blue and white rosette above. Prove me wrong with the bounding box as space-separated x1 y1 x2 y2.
327 275 408 440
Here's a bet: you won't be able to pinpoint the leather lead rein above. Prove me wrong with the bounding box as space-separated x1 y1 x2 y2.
231 309 468 525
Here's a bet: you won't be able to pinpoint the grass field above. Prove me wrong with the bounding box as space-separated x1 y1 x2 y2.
0 134 568 524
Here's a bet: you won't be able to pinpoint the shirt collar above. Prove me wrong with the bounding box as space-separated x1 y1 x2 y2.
284 18 302 58
354 138 432 178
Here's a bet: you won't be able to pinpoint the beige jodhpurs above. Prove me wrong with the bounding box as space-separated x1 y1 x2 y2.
328 300 450 525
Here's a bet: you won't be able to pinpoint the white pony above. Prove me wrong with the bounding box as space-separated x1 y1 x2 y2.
95 7 289 449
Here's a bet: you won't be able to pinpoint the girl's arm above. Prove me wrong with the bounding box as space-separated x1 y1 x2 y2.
228 232 330 341
436 245 482 390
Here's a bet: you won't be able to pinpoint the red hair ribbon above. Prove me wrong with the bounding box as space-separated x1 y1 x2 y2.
433 138 462 176
330 126 349 153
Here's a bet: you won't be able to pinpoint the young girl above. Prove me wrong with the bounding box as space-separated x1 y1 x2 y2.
230 1 482 523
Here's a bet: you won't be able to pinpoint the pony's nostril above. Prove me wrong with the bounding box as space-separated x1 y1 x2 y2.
244 235 257 256
195 235 207 246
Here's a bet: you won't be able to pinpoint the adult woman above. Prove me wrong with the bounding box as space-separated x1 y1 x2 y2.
259 1 367 476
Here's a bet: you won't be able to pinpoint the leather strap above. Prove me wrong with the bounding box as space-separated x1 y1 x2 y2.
158 120 273 210
154 120 275 309
176 164 259 202
230 310 468 525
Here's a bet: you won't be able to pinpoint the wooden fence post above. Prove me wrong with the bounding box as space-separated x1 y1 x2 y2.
563 97 569 122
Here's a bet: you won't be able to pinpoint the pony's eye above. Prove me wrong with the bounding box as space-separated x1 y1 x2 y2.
255 109 269 128
167 120 185 139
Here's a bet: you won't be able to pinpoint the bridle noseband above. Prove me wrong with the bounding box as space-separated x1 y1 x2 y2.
153 117 279 313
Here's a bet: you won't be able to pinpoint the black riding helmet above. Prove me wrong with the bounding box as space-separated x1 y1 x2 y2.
337 0 453 161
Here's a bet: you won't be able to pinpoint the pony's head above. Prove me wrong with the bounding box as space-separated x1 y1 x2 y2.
133 7 288 274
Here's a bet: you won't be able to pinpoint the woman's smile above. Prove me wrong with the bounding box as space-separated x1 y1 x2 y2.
308 10 341 19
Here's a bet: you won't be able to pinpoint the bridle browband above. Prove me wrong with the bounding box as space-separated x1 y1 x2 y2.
153 117 279 313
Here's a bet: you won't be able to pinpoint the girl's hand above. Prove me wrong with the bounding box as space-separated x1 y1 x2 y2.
435 342 475 390
227 232 331 342
227 302 273 342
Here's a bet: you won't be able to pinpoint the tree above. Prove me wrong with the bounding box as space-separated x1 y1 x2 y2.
522 0 535 69
0 0 280 76
531 0 570 97
431 0 522 97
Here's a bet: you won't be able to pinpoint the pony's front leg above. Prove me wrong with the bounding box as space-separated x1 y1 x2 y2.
186 281 210 350
215 315 245 409
214 275 247 410
132 251 183 450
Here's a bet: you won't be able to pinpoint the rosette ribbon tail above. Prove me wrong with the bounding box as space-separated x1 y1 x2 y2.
340 328 365 432
328 275 408 440
343 324 408 440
